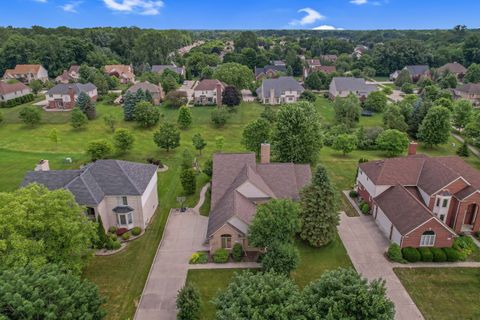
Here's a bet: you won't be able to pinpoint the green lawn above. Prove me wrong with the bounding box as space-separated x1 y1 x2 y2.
394 268 480 320
187 235 352 320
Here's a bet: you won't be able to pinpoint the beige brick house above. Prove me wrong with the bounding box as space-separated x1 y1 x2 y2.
22 160 159 232
207 144 311 252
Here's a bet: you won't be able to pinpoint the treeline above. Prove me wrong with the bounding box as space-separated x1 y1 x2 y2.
0 27 192 77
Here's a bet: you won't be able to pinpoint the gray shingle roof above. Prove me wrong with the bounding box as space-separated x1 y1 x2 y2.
47 83 96 95
254 65 287 77
256 76 304 98
151 65 184 75
126 81 162 94
405 65 429 77
21 160 157 206
331 77 377 94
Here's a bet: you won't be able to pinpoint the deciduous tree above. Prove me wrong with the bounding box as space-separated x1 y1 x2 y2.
153 122 180 152
70 107 88 129
418 106 451 147
332 134 358 156
134 101 161 128
222 85 242 107
334 93 361 128
192 133 207 155
376 129 410 157
86 139 113 161
242 118 271 156
113 128 135 154
364 91 387 112
452 99 473 130
19 106 41 126
176 285 201 320
213 63 253 89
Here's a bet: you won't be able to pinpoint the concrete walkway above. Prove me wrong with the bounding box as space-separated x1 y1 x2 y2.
338 213 424 320
189 262 261 269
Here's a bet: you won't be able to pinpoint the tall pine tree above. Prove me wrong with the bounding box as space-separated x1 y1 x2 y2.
299 165 339 247
123 91 136 121
75 92 96 120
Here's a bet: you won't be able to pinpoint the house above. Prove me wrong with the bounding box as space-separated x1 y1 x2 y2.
319 54 338 64
193 79 225 106
390 65 430 82
254 65 287 80
272 60 286 66
437 62 467 79
303 59 321 79
46 83 97 110
104 65 135 84
356 144 480 248
151 64 186 78
55 65 80 83
21 159 159 232
329 77 377 99
206 144 311 252
0 81 32 103
126 81 164 105
256 76 304 105
2 64 48 84
453 83 480 106
352 45 368 59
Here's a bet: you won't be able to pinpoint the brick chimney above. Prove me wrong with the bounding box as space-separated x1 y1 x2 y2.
34 159 50 171
408 141 418 156
216 82 222 106
68 85 75 109
260 143 270 164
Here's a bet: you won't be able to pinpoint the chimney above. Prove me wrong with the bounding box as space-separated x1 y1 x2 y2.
408 141 418 156
270 88 275 103
216 82 222 106
68 85 75 108
260 143 270 164
34 159 50 171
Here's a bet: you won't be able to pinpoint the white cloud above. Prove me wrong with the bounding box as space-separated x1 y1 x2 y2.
350 0 368 5
33 0 47 3
61 1 82 13
290 7 325 26
103 0 164 15
313 25 344 30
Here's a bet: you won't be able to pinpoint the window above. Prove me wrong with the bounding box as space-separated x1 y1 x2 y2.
221 234 232 249
420 231 435 247
442 199 448 208
436 198 440 207
117 212 133 226
117 196 128 206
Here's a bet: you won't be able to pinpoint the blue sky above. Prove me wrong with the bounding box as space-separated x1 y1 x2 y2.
1 0 479 30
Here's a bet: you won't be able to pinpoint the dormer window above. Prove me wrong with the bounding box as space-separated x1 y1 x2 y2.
117 196 128 206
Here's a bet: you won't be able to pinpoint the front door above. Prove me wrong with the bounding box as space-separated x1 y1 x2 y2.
465 204 477 225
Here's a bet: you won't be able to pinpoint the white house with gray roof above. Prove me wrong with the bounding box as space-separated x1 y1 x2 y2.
21 160 159 232
329 77 377 100
256 76 304 105
46 83 97 110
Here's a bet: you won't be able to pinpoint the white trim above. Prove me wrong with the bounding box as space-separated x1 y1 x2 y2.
404 216 457 237
430 176 470 197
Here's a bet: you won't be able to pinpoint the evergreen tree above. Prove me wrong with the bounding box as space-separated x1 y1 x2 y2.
177 106 193 129
299 165 339 247
70 107 88 129
408 98 431 138
176 285 201 320
75 92 96 120
180 168 196 195
457 141 470 157
95 215 108 249
123 91 136 121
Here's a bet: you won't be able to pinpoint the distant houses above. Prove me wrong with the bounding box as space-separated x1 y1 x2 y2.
126 81 164 105
303 59 336 79
104 65 135 84
453 83 480 106
46 83 97 110
390 65 430 82
329 77 377 99
2 64 49 84
55 65 80 84
0 81 32 103
437 62 467 79
254 64 287 80
151 64 186 78
193 79 225 106
256 76 304 105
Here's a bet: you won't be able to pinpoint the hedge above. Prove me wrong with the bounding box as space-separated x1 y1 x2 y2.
0 93 34 108
418 247 433 262
431 247 447 262
443 247 460 262
213 248 229 263
402 247 421 262
387 243 405 263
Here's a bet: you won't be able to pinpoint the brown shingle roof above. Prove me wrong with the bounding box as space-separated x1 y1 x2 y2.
0 81 30 95
126 81 163 95
437 62 467 75
5 64 43 75
455 83 480 95
194 79 225 91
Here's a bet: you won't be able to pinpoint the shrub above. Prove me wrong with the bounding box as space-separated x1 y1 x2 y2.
105 239 121 250
387 243 405 263
231 243 244 262
349 190 358 198
0 93 34 108
86 139 113 161
109 234 117 241
210 107 229 128
116 227 128 236
402 247 421 262
122 232 131 241
111 240 121 250
108 226 117 234
19 106 41 126
419 247 433 262
443 247 460 262
176 285 201 320
213 248 229 263
146 158 163 167
431 247 447 262
189 252 208 264
360 202 370 215
131 227 142 236
452 236 476 261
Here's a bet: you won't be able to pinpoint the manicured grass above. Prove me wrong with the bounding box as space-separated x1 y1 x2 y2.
200 186 211 216
394 268 480 320
186 235 352 320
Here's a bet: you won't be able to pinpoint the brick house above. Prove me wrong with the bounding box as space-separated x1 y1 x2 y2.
46 83 97 110
254 65 287 80
55 65 80 83
104 65 135 84
0 81 32 103
356 144 480 248
3 64 48 84
193 79 225 106
207 144 311 252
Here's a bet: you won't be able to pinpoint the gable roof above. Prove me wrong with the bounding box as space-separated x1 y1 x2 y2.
47 83 96 95
306 59 321 67
437 62 467 75
254 65 287 77
256 76 304 98
21 160 157 206
0 81 30 95
126 81 162 95
4 64 44 75
317 66 336 74
207 152 311 237
331 77 377 94
405 65 429 77
104 65 134 79
194 79 225 91
454 83 480 95
151 65 185 75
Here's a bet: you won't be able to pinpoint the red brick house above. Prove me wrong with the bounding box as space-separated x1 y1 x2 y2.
104 65 135 84
46 83 97 110
356 144 480 248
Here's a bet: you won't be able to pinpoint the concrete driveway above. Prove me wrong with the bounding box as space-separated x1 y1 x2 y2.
338 213 424 320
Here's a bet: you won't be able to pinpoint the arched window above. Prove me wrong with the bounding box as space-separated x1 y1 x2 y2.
420 230 435 247
221 234 232 249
